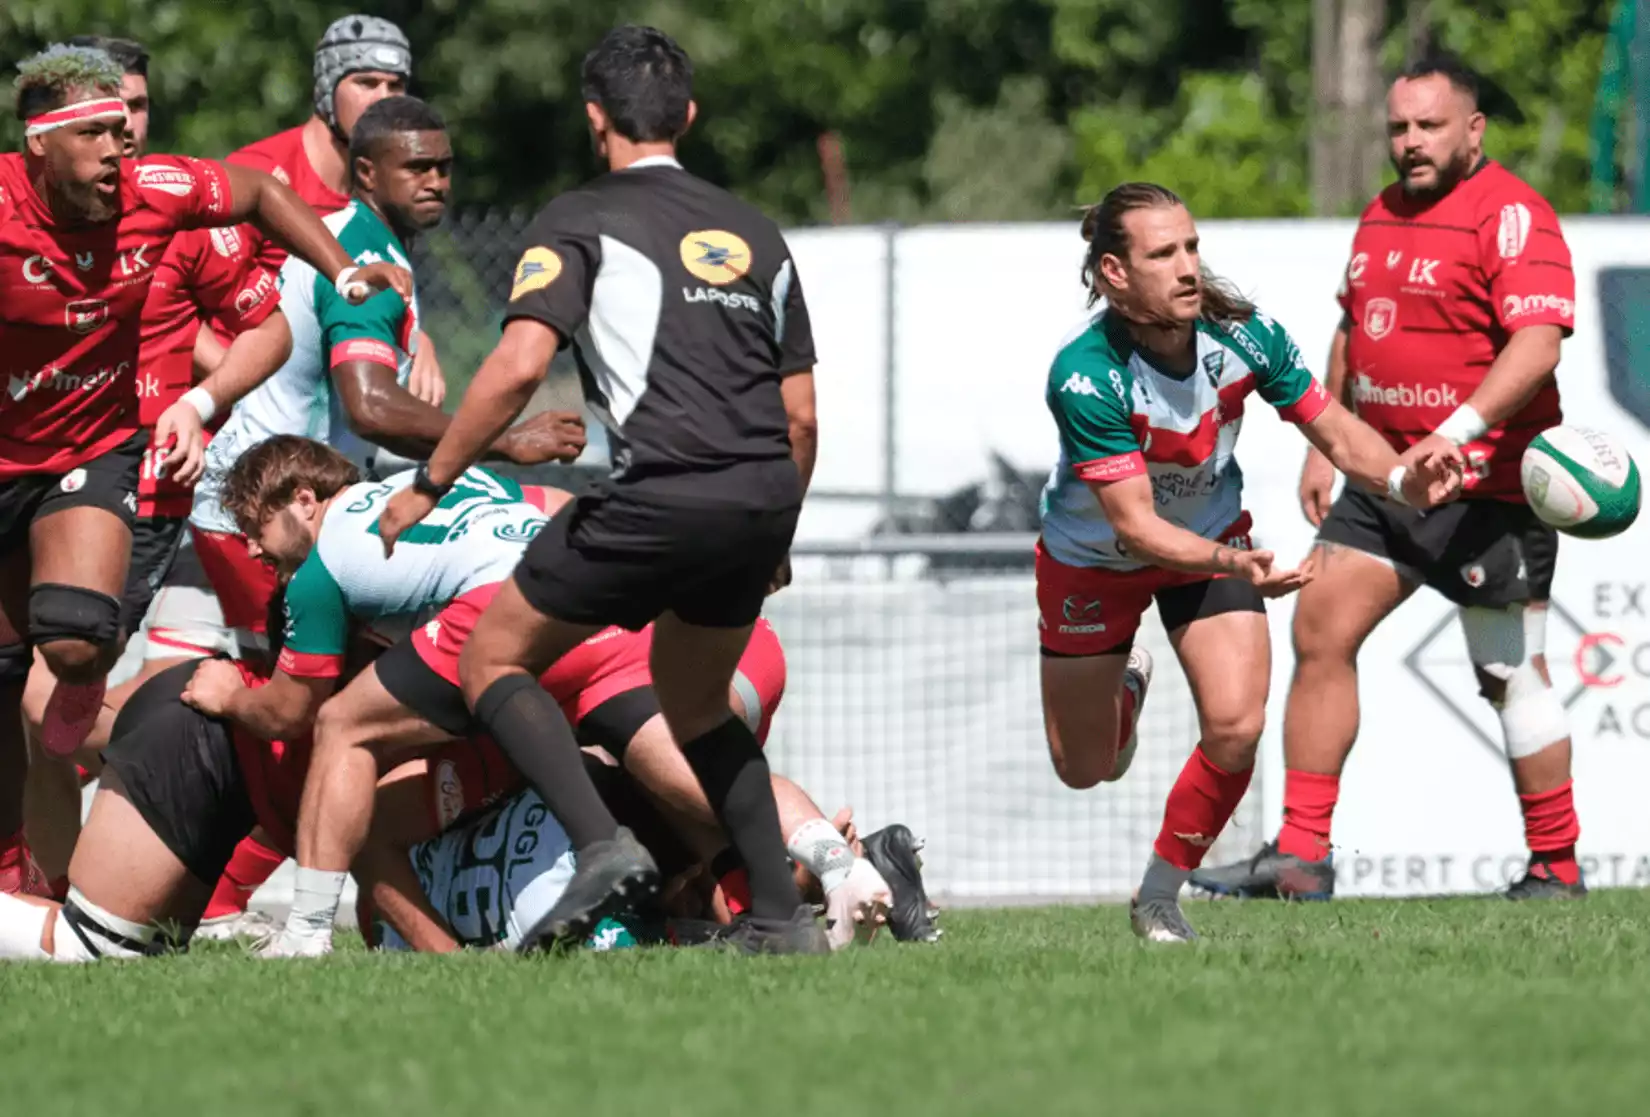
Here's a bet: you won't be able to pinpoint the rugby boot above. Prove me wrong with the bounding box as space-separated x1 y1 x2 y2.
1505 857 1588 901
1130 895 1199 943
1188 839 1336 900
862 824 942 942
518 827 659 953
716 903 832 955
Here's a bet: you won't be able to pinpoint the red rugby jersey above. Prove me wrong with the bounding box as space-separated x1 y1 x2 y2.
1336 160 1573 500
228 125 349 276
0 154 234 479
136 224 281 517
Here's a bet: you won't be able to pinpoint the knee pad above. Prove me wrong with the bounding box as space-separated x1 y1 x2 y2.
28 583 121 649
1460 605 1567 758
0 642 27 684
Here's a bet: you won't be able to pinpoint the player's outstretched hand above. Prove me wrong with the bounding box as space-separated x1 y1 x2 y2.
1226 547 1314 598
502 410 586 465
1299 446 1336 527
181 658 248 717
153 399 207 487
377 486 438 557
341 262 414 305
1398 435 1466 507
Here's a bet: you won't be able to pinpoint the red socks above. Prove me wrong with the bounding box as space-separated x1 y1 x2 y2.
1277 770 1340 861
1520 780 1581 884
1153 747 1254 871
203 836 286 920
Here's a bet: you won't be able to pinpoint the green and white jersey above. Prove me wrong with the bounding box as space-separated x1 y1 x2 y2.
192 199 421 533
1039 308 1330 570
379 788 574 952
274 467 541 678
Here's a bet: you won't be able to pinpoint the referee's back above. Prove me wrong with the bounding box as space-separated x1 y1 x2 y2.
506 159 814 508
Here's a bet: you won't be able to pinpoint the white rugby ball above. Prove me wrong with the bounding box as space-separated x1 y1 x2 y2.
1520 425 1642 539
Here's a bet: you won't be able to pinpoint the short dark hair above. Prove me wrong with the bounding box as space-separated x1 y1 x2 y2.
221 435 360 533
348 94 446 168
580 25 693 143
1398 54 1480 107
66 35 148 78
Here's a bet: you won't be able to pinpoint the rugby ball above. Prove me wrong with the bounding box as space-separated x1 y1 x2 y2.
1520 425 1642 539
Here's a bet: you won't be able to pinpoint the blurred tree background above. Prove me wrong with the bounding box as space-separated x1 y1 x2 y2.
0 0 1624 224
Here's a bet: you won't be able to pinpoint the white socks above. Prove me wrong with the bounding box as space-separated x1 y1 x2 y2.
282 867 348 946
786 818 855 895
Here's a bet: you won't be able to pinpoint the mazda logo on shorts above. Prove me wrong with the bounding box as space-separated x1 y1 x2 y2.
1062 596 1102 623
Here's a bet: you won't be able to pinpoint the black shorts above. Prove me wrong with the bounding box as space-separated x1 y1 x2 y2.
120 515 188 638
1317 487 1558 608
0 430 145 554
375 635 471 737
100 659 255 888
515 489 799 631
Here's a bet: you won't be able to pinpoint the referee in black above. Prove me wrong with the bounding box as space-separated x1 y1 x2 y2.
378 25 824 954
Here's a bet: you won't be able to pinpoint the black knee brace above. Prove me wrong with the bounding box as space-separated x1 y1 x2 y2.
29 583 122 648
0 642 27 684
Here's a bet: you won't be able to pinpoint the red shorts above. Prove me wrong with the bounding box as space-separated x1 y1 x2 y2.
1035 513 1254 656
190 525 279 635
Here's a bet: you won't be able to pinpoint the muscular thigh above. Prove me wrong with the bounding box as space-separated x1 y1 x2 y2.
1170 608 1271 737
31 506 131 600
1291 540 1413 659
319 662 455 763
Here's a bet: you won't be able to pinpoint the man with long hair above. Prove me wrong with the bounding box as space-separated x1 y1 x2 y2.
1035 182 1461 941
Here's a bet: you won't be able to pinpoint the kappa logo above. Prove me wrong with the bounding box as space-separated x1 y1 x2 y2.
64 298 109 336
424 619 442 647
1059 372 1102 398
679 230 752 286
1172 831 1215 848
135 164 195 197
1363 297 1397 340
510 246 562 301
122 491 137 515
1498 203 1532 259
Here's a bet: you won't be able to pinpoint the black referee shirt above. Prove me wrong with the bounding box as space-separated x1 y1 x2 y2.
505 156 816 507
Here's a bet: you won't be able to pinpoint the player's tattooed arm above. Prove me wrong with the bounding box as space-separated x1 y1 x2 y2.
1090 475 1262 576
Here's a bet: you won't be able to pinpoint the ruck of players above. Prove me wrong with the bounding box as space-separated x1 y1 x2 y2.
0 18 1636 966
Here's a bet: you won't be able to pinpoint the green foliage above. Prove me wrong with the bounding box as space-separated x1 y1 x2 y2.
0 0 1622 220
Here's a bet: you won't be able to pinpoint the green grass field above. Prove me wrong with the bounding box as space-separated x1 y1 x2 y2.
6 892 1650 1116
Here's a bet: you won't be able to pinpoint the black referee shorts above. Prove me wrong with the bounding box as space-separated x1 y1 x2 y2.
514 489 798 631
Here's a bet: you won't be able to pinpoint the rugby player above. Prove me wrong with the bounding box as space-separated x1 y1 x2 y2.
190 96 584 666
18 35 295 894
377 25 826 955
1037 182 1462 943
1192 58 1584 902
226 15 445 408
0 45 408 894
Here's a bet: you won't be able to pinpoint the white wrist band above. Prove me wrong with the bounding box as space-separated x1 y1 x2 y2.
1434 404 1487 446
1387 464 1411 506
180 386 217 425
334 265 365 301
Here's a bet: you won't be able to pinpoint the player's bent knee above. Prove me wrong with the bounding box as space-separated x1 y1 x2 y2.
1201 709 1266 757
29 584 120 680
1461 605 1567 758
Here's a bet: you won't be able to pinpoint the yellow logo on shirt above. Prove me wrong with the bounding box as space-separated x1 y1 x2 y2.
510 246 563 300
679 230 752 286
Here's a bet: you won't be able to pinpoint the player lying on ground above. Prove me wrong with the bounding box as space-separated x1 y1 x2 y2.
0 644 916 959
1192 57 1586 903
0 44 407 894
1036 181 1463 943
18 34 296 895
